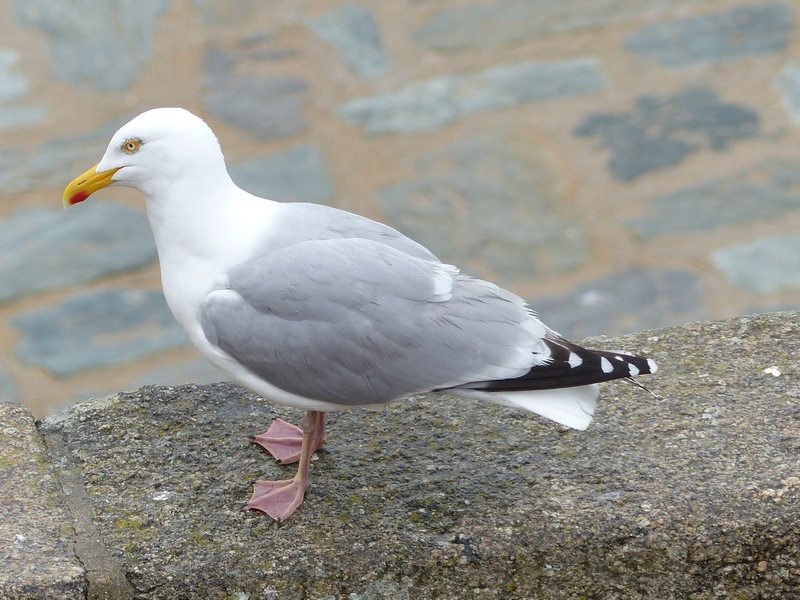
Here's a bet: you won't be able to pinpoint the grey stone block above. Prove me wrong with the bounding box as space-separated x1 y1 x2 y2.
626 4 791 67
776 63 800 125
37 312 800 597
0 48 45 131
0 204 156 304
339 59 606 135
0 403 85 598
0 120 124 194
229 144 334 202
532 268 708 339
376 129 591 285
204 45 309 140
627 161 800 238
712 235 800 293
0 361 20 404
0 49 32 104
308 5 392 79
13 0 169 90
575 88 759 181
205 74 309 140
11 289 188 376
413 0 702 51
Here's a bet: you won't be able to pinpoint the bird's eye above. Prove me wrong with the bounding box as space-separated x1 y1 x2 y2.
121 138 142 154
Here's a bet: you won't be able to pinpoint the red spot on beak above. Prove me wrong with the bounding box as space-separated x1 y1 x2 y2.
70 190 89 205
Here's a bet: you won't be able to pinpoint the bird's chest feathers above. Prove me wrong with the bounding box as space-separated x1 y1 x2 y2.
159 256 225 335
147 193 279 340
151 215 233 329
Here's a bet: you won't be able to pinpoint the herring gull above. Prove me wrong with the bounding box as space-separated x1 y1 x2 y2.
63 108 657 522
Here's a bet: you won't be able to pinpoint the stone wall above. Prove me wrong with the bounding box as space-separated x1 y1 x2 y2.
3 312 799 597
1 0 799 416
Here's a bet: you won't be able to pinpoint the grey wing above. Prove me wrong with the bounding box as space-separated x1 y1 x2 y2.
263 202 441 263
200 238 549 407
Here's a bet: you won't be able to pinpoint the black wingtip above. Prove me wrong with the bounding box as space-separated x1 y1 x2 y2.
462 337 657 392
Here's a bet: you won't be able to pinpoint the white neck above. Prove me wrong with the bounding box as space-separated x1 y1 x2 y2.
143 167 280 262
141 170 280 337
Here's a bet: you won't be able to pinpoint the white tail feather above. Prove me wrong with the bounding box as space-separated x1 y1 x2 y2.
458 384 599 430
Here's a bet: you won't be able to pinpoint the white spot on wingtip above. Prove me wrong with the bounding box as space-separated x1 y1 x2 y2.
628 364 640 376
600 357 613 373
568 352 583 367
647 358 658 374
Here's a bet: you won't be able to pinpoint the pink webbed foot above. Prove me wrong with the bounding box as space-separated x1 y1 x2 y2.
246 411 326 522
251 417 326 464
250 419 304 464
245 477 308 522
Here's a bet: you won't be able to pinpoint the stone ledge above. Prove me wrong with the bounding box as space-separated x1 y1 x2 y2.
0 403 85 599
4 312 800 598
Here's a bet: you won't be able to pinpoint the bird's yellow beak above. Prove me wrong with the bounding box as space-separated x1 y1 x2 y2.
62 164 120 208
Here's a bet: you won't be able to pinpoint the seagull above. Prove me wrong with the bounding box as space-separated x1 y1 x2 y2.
63 108 657 522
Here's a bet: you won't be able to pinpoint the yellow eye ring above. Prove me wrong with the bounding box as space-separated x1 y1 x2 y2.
122 138 142 154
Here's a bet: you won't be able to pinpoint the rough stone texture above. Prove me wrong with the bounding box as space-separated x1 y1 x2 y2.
376 129 590 286
228 144 334 202
339 59 607 135
711 235 800 294
11 289 188 376
532 268 708 339
13 0 169 90
308 5 391 80
575 87 760 181
0 204 156 304
0 403 85 599
627 161 800 238
35 313 800 598
626 4 792 67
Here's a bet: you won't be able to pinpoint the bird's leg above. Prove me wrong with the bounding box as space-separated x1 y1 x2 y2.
246 411 326 521
251 412 326 464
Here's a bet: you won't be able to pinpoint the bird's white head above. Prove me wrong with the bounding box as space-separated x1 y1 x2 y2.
63 108 229 207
